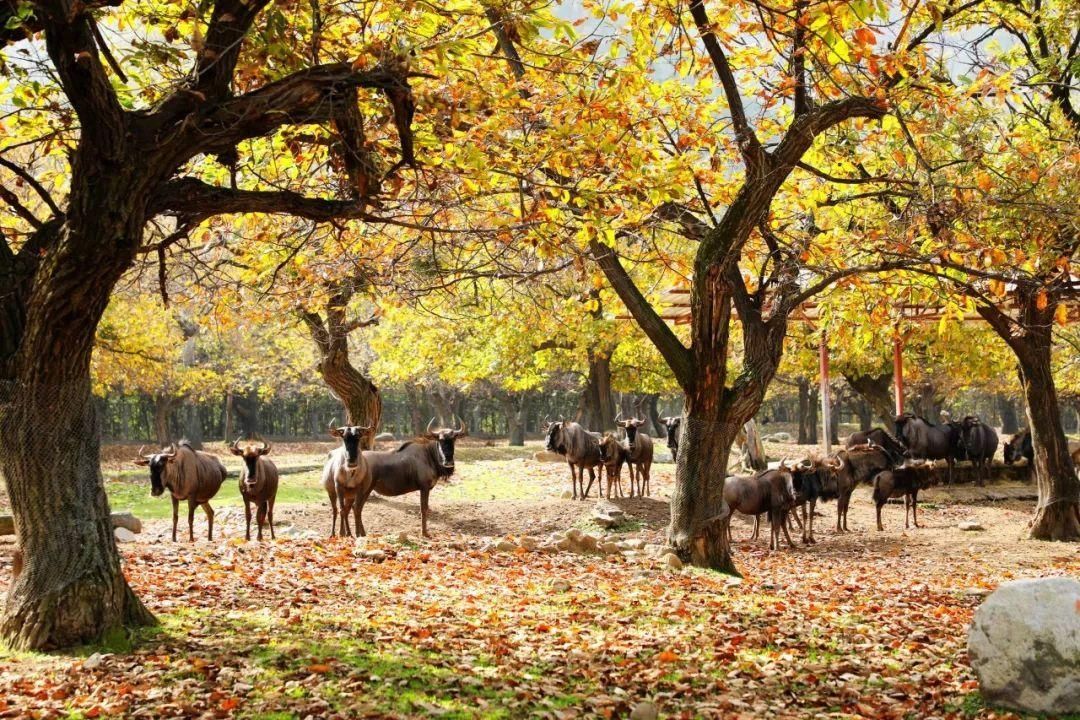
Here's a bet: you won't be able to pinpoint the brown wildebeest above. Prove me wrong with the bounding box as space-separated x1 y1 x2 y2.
895 413 961 483
722 464 798 551
872 462 938 530
135 441 227 541
616 413 654 497
598 432 629 499
322 420 374 538
956 415 998 486
545 419 603 500
846 427 906 462
659 416 681 462
229 437 279 541
788 455 844 544
364 417 466 538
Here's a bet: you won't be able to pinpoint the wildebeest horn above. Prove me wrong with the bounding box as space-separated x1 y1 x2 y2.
137 445 151 459
454 415 467 437
161 443 177 458
615 410 623 424
797 457 813 470
427 416 437 436
779 457 790 470
829 455 844 471
231 437 242 450
257 435 271 454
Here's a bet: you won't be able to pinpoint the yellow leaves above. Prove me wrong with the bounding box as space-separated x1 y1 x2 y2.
1054 304 1068 326
975 173 994 192
988 279 1006 298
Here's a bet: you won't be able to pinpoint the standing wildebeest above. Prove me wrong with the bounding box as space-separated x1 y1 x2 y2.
722 465 798 550
956 415 998 486
229 437 279 541
660 416 682 462
545 420 603 500
1004 428 1080 469
789 455 844 544
821 443 896 532
135 441 227 541
846 427 906 462
894 413 961 484
617 413 654 497
872 462 938 531
365 417 466 538
598 432 629 499
323 420 374 538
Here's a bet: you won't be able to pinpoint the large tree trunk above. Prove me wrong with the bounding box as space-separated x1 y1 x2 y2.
996 393 1020 435
404 384 426 437
232 389 260 438
500 392 528 446
151 393 176 446
807 385 819 445
577 348 615 431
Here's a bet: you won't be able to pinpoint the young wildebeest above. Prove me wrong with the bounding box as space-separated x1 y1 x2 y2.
660 416 681 462
229 437 279 541
788 455 844 544
545 420 603 500
598 432 629 499
872 462 938 531
616 413 654 497
135 441 227 541
364 417 466 538
722 465 798 551
323 420 374 538
956 415 998 486
895 413 961 484
819 443 895 532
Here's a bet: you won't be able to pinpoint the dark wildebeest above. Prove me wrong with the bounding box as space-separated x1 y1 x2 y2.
821 443 896 532
956 415 998 486
135 441 227 541
846 427 906 463
365 417 466 538
322 420 374 538
660 416 682 462
617 413 654 497
872 462 938 531
229 437 279 541
598 432 629 499
722 465 798 551
789 455 844 544
545 420 603 500
894 413 961 484
1003 428 1033 466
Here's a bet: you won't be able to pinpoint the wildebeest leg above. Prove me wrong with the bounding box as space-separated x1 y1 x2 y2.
569 462 578 500
583 467 596 500
187 499 198 542
947 459 954 485
256 501 267 541
355 484 374 538
876 501 885 531
203 503 215 541
911 489 920 528
751 514 761 540
267 497 276 540
340 492 354 537
642 462 651 497
840 491 852 532
420 487 431 538
171 496 180 542
328 486 339 538
243 499 252 541
779 509 795 548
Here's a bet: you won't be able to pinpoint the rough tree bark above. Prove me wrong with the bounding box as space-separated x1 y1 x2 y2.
499 392 529 446
577 348 616 431
996 393 1020 435
797 377 811 444
843 371 895 428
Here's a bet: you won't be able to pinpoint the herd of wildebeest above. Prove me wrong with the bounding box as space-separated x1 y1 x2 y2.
132 410 1080 549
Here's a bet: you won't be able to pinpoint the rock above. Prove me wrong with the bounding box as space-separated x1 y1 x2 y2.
662 553 683 570
964 587 992 598
114 527 137 543
110 512 142 534
552 579 571 592
518 536 539 551
566 528 583 542
556 538 575 552
599 542 621 555
495 540 517 552
578 534 598 552
629 700 658 720
643 543 667 556
361 549 387 562
560 490 573 499
592 514 619 528
83 653 106 670
958 521 985 531
594 501 624 518
968 577 1080 715
395 531 410 543
374 432 395 442
763 432 792 443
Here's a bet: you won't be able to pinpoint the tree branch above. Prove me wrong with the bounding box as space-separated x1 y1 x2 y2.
0 157 62 217
154 177 370 222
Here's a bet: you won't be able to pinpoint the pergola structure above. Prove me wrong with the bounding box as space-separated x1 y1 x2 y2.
647 286 1080 453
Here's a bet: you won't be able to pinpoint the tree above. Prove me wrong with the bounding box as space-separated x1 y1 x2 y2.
0 0 439 648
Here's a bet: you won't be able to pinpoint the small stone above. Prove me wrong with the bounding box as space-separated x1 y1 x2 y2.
592 514 618 528
556 538 575 552
114 527 137 543
724 576 743 587
83 653 106 670
552 579 571 592
495 540 517 552
560 490 573 499
629 700 658 720
362 549 387 562
518 536 539 551
566 528 583 542
965 587 991 598
958 521 985 531
599 542 620 555
396 531 410 543
663 553 683 570
644 543 666 556
578 534 598 552
594 500 624 518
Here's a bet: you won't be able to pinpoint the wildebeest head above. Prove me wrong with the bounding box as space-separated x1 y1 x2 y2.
893 413 915 446
660 416 681 443
599 432 622 463
772 461 798 507
615 412 646 447
427 416 467 469
544 419 565 454
1003 429 1031 464
134 443 177 497
329 419 372 469
230 436 271 488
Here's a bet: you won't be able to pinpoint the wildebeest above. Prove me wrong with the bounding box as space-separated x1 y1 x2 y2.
322 420 374 538
722 466 798 551
134 440 227 541
894 413 961 484
229 437 279 541
617 413 654 497
846 427 906 463
956 415 998 486
872 462 938 531
789 455 844 544
1003 428 1033 465
598 432 629 499
821 443 895 532
364 417 466 538
660 416 682 462
545 419 603 500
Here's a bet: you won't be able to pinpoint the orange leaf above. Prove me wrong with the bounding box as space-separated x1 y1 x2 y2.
308 664 332 674
1035 290 1048 311
1055 304 1068 326
656 650 679 663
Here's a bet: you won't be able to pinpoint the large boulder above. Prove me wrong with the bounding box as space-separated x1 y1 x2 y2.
967 577 1080 714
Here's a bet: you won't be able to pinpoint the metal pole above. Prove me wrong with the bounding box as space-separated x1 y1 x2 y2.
893 330 904 417
819 333 831 454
